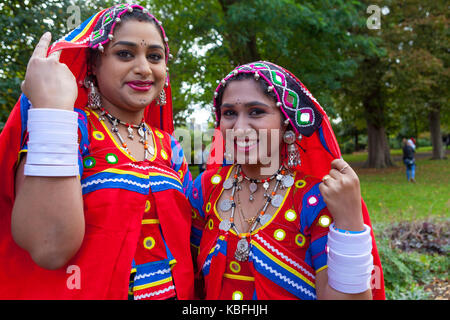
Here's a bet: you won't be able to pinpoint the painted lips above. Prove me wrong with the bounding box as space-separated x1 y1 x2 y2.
126 80 153 91
235 139 258 152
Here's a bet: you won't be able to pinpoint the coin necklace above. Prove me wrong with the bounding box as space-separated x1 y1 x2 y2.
219 165 293 261
240 166 283 201
96 105 154 159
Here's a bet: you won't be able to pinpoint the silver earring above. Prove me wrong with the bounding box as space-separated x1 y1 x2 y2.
158 89 166 106
283 130 301 169
85 78 101 109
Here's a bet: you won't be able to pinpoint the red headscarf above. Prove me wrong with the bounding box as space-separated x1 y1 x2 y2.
0 3 181 299
207 61 386 299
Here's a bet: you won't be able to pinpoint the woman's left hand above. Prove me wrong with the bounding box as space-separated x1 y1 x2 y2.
319 159 364 231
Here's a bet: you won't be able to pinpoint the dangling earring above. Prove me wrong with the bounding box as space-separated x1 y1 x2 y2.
158 89 166 106
283 130 301 169
85 77 101 109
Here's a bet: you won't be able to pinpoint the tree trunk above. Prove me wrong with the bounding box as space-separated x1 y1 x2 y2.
218 0 262 65
429 105 444 159
365 122 394 168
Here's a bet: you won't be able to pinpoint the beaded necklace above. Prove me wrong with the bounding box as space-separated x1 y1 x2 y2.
96 106 154 159
218 165 294 261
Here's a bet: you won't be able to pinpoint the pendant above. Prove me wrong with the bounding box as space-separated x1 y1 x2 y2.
263 181 270 190
235 238 250 262
271 194 283 207
219 219 232 231
138 126 145 140
219 199 233 212
127 126 134 139
223 178 234 190
249 194 254 201
282 175 294 188
249 182 258 193
259 213 272 226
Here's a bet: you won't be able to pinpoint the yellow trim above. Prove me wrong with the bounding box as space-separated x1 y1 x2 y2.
316 265 328 274
149 171 182 184
205 202 212 212
224 273 255 281
146 126 158 162
251 240 315 288
133 276 173 291
142 219 159 225
213 167 295 236
71 12 100 42
17 149 28 166
90 109 157 162
103 168 149 179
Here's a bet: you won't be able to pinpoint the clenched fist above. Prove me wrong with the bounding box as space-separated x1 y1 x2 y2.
319 159 364 232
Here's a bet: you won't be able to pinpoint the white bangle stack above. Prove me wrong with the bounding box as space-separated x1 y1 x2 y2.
24 108 79 177
326 223 374 294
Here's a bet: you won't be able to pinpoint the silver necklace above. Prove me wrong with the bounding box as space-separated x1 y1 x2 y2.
218 165 292 261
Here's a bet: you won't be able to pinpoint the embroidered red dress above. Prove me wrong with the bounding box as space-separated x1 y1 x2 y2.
190 165 383 300
0 100 194 300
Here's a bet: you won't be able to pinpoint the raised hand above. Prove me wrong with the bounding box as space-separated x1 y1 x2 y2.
319 158 364 231
21 32 77 110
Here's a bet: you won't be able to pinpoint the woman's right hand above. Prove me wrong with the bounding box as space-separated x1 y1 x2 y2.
21 32 77 110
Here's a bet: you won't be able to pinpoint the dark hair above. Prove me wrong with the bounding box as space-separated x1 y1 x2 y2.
86 8 166 79
215 72 277 109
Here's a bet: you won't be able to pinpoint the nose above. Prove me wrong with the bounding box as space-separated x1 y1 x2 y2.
133 54 152 78
233 115 255 138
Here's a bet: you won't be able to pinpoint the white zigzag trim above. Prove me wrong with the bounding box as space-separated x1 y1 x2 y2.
134 268 171 280
250 252 316 299
134 285 175 300
81 178 150 189
254 234 315 279
127 163 179 179
202 243 220 271
149 180 182 190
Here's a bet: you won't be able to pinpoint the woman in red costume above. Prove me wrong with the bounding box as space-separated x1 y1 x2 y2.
0 3 194 300
190 62 385 300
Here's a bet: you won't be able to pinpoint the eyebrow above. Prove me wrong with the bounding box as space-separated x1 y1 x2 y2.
221 101 271 109
111 41 164 50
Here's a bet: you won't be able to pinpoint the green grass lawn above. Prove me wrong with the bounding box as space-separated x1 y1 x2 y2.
344 148 449 300
344 148 449 225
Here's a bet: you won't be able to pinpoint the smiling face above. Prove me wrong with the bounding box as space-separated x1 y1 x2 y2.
92 19 166 120
219 78 286 166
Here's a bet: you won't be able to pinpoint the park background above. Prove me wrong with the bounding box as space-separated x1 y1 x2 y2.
0 0 448 299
